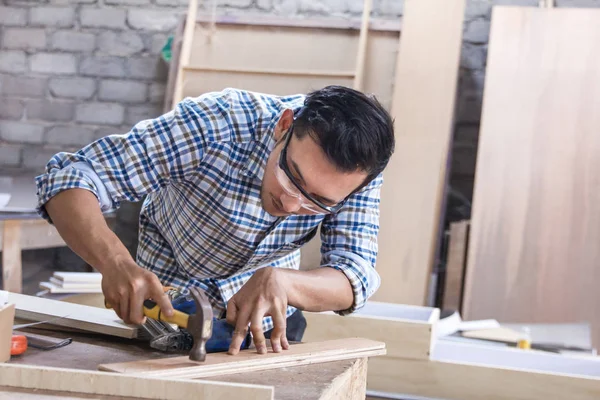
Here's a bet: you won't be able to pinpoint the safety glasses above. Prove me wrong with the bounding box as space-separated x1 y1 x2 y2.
275 126 347 214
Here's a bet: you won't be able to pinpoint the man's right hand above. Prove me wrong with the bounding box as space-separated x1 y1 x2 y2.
101 258 174 325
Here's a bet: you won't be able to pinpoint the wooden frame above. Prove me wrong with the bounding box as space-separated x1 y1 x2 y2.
0 302 15 362
442 220 470 311
166 4 400 112
0 363 274 400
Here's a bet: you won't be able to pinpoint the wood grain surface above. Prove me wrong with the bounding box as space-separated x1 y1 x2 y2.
372 0 466 306
463 6 600 347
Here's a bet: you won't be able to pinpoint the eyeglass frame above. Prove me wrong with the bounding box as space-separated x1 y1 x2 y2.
276 125 350 214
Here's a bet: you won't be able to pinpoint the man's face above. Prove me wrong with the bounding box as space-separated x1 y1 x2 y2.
260 112 368 217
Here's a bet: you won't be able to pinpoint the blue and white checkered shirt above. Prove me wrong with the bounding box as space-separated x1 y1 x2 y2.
35 88 383 332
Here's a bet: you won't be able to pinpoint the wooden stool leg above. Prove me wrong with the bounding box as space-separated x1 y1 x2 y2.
2 220 22 293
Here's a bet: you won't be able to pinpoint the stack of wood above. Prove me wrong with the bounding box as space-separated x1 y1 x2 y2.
39 272 102 294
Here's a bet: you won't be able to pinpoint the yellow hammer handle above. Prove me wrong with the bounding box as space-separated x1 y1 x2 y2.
143 299 189 328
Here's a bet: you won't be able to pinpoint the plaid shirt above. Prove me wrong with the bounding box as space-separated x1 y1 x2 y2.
35 88 383 332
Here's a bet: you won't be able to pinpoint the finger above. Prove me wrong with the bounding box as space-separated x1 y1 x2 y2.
225 298 238 327
250 312 267 355
118 294 130 324
281 333 290 350
129 287 146 325
269 310 287 353
228 309 251 356
148 275 173 317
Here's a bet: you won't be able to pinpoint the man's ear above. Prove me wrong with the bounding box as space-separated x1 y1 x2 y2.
274 109 294 141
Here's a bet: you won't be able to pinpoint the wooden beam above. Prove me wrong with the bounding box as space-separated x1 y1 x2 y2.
98 338 386 379
194 13 402 32
172 0 199 109
373 0 466 306
0 219 65 251
353 0 373 90
181 65 356 78
0 363 274 400
443 220 470 311
2 290 137 339
2 220 22 293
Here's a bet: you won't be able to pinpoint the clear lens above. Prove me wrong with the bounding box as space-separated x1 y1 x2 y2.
274 164 325 214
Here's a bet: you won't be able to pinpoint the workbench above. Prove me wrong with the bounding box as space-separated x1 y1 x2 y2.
8 328 369 399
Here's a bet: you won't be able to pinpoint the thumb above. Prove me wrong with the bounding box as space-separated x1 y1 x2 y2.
150 280 174 317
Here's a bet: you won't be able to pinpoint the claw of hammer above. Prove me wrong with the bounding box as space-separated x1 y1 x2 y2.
186 287 214 362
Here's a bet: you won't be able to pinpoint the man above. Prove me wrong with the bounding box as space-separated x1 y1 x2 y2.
35 85 395 355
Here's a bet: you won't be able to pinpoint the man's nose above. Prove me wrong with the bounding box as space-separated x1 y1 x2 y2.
280 193 301 213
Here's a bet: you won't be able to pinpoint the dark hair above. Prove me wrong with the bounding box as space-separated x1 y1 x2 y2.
293 85 395 190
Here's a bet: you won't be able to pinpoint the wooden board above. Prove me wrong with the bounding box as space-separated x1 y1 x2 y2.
0 363 273 400
1 220 21 293
0 302 15 362
372 0 466 306
462 6 600 347
2 291 137 339
302 301 438 361
370 340 600 399
443 220 470 310
98 338 386 379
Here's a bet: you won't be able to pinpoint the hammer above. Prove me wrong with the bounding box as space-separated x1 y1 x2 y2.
107 287 213 362
142 287 213 362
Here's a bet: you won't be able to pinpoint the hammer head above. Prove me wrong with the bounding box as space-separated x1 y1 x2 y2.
186 287 214 362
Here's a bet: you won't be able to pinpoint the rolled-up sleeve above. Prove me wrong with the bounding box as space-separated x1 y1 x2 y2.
35 97 210 223
319 174 383 315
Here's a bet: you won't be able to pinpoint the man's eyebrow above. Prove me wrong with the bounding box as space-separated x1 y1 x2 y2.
290 159 337 204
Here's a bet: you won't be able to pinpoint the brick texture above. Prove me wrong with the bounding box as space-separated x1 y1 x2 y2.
0 121 44 143
52 31 96 52
76 103 125 125
30 53 78 75
99 80 147 103
125 104 162 125
2 28 47 50
0 51 27 73
81 8 127 29
0 145 21 167
126 57 168 80
127 10 179 31
0 7 28 26
0 99 25 120
46 125 94 146
0 75 47 98
30 7 75 27
22 147 62 169
98 31 145 56
27 100 75 122
80 56 126 78
49 77 96 100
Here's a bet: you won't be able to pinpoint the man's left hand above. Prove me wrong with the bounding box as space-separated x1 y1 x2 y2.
226 267 290 355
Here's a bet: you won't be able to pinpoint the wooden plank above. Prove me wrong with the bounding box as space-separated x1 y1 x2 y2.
182 65 356 78
0 219 65 251
353 0 372 90
171 0 198 109
462 6 600 348
0 302 15 362
0 363 274 400
2 220 22 293
372 0 466 306
194 13 402 32
443 220 470 311
53 272 102 283
302 301 438 360
98 338 386 379
370 340 600 399
2 290 137 339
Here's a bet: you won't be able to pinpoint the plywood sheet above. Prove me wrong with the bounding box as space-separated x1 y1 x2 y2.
371 0 466 306
2 291 137 339
462 6 600 348
0 363 273 400
98 338 385 379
